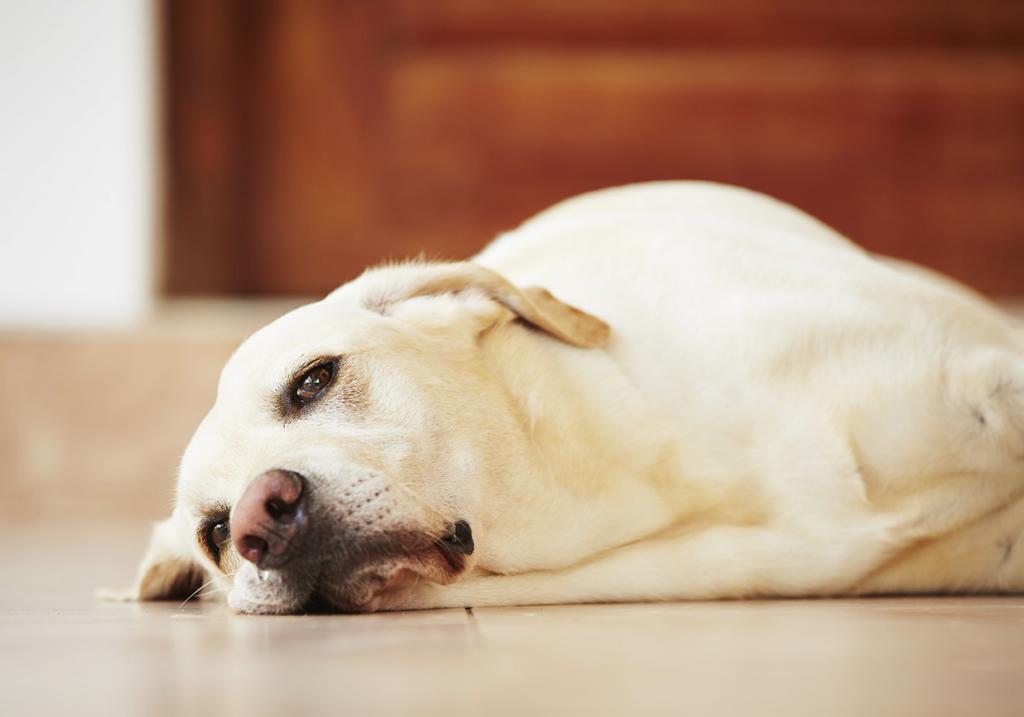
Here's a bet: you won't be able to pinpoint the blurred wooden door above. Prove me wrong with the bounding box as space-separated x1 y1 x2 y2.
163 0 1024 296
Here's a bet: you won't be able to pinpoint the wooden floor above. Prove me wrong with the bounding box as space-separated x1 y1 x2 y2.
2 522 1023 716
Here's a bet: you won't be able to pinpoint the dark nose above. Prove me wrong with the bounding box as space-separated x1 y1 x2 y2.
231 469 307 568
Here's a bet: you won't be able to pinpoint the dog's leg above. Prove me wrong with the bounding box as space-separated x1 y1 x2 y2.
855 488 1024 595
391 521 897 610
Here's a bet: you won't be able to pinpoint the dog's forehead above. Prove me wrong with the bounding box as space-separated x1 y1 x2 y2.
218 300 381 397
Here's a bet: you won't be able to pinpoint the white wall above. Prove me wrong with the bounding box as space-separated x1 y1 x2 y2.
0 0 157 329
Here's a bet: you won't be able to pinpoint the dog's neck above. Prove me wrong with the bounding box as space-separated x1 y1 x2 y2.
472 321 728 574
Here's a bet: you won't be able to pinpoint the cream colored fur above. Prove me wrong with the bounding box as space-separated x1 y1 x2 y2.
128 181 1024 613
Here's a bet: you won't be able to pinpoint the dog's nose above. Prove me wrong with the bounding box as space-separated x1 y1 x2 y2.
231 469 307 568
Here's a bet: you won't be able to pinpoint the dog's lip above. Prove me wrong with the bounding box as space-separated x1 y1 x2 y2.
437 519 474 562
322 526 472 580
435 538 470 572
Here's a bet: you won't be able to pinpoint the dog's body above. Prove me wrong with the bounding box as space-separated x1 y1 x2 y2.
131 182 1024 613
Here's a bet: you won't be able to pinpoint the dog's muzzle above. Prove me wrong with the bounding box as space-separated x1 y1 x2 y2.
227 469 475 613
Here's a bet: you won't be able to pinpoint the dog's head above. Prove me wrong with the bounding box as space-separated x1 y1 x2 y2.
131 261 609 613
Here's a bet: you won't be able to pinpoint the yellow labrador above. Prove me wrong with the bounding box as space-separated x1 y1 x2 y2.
127 182 1024 613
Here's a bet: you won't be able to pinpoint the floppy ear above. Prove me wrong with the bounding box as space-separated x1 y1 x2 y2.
129 515 206 601
346 261 610 349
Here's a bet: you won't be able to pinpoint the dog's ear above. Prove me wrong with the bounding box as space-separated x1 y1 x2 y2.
341 262 610 349
130 515 206 601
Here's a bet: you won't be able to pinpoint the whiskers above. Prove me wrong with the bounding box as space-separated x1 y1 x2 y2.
177 569 239 609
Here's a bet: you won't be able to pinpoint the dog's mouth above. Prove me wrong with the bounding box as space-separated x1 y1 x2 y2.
228 522 474 614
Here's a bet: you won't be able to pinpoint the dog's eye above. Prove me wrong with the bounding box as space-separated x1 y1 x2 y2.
293 361 335 405
203 520 231 563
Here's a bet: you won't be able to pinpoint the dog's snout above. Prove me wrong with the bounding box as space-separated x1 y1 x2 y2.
231 469 308 568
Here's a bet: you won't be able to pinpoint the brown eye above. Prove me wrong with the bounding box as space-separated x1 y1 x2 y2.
203 520 231 563
293 361 335 405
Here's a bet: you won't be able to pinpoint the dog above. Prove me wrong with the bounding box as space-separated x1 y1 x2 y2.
125 181 1024 614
